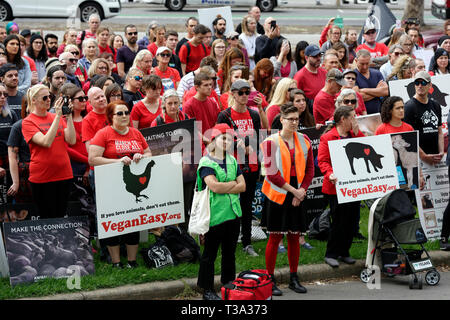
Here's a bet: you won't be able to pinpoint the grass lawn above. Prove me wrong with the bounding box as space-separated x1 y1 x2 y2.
0 205 440 300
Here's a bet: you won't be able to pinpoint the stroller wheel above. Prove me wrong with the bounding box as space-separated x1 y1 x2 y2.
425 270 440 286
409 274 423 289
360 268 373 284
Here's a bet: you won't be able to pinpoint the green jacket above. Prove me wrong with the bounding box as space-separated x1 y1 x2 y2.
197 154 242 227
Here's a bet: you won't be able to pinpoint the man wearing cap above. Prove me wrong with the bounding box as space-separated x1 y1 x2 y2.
293 44 327 102
217 79 263 257
153 46 181 91
154 30 182 77
354 49 388 114
255 17 284 62
313 68 346 125
404 71 444 166
0 64 22 119
355 23 389 59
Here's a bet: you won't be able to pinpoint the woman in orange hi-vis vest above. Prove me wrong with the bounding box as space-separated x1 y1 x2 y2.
261 103 314 297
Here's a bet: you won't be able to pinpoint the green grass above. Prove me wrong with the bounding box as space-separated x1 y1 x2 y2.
0 206 441 300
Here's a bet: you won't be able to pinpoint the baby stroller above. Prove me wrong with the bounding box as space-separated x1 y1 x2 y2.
360 189 440 289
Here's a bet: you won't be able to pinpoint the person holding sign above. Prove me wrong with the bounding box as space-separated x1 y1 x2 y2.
89 100 152 269
261 103 314 296
317 105 365 268
196 123 245 300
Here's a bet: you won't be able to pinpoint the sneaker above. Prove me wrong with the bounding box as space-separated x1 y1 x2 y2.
126 260 139 269
278 245 287 253
243 245 259 257
112 262 124 269
339 256 356 264
440 238 450 251
324 257 339 268
203 290 222 300
301 242 314 250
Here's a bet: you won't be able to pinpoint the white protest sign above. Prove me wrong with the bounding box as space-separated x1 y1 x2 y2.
329 135 399 203
0 227 9 278
414 49 434 72
95 153 185 239
198 6 234 36
415 155 449 240
388 74 450 135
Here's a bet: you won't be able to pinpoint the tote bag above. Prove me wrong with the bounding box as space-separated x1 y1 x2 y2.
188 184 210 236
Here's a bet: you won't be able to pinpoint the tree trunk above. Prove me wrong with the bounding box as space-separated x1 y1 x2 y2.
402 0 425 26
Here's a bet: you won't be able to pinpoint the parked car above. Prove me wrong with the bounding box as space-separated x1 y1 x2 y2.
432 0 450 19
141 0 288 12
0 0 121 22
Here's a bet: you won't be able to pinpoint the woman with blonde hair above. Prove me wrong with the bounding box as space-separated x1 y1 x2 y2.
132 49 153 75
21 84 76 219
64 44 81 59
76 38 99 86
210 39 227 66
87 58 111 79
387 55 415 81
266 77 297 127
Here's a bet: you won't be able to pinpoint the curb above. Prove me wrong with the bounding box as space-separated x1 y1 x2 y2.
24 250 450 300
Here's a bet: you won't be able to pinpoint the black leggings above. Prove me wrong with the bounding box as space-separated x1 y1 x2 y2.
30 179 72 219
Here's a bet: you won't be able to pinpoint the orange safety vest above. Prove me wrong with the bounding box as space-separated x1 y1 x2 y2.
261 132 310 205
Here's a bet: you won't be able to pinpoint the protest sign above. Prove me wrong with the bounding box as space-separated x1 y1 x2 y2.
95 153 184 239
329 134 399 203
299 126 328 224
415 155 449 240
390 131 420 191
3 216 94 286
0 203 39 222
388 74 450 136
356 113 382 136
414 49 434 72
198 6 234 36
140 119 199 182
0 227 8 278
251 181 265 220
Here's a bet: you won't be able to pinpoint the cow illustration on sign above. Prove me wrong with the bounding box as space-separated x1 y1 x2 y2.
343 142 384 175
123 160 156 202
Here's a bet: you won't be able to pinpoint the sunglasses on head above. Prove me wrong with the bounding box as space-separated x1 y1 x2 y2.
115 110 130 116
73 96 88 102
414 79 429 86
343 99 357 105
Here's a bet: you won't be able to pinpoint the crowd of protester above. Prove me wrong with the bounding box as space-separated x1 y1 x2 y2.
1 10 450 300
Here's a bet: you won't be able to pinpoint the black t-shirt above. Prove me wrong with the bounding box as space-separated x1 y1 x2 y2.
7 119 30 163
0 111 19 157
404 97 442 154
122 89 144 111
7 94 24 119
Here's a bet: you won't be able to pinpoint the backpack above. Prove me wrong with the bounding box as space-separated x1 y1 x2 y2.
158 225 201 264
141 239 174 269
308 208 331 241
221 269 273 300
182 42 207 68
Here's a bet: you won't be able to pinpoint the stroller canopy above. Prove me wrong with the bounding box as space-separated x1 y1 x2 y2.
373 189 416 226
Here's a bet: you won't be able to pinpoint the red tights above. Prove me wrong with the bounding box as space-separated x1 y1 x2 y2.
265 233 300 275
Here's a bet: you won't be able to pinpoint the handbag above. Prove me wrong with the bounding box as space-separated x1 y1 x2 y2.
221 269 273 300
188 182 211 236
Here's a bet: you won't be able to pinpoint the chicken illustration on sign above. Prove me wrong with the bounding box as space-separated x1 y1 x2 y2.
123 160 156 203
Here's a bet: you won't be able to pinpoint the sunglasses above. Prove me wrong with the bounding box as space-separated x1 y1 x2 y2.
73 96 88 102
115 111 130 116
70 51 80 56
393 52 403 56
42 95 51 102
69 58 78 63
365 30 376 35
229 36 239 41
127 32 138 36
0 92 8 98
134 76 143 81
159 53 171 58
414 79 429 86
237 90 250 96
343 99 357 105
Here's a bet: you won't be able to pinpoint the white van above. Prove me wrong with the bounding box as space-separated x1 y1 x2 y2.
0 0 121 22
141 0 288 12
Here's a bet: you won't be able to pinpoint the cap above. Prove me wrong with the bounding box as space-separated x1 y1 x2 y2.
226 31 239 39
434 47 448 60
326 68 346 86
304 44 321 57
20 29 31 37
343 69 357 77
45 58 63 72
414 71 431 83
209 123 235 141
438 35 450 46
156 46 171 56
230 79 251 91
364 22 376 34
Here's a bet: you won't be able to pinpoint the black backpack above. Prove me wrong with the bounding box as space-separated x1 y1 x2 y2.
308 208 331 241
158 225 201 265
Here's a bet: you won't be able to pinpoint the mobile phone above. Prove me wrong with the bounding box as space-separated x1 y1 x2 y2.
61 96 71 115
270 20 277 30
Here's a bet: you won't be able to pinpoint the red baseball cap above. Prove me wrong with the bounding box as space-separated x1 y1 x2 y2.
209 123 235 141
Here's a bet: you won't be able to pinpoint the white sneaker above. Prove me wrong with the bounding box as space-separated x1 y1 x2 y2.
243 245 259 257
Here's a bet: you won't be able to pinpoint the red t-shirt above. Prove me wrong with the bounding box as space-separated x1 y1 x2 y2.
182 87 220 107
150 111 188 127
313 90 336 125
294 67 327 100
99 45 113 55
178 41 209 74
356 43 389 59
375 122 414 135
66 120 88 164
266 105 281 128
153 67 181 91
147 42 159 57
91 126 148 160
182 96 220 134
81 111 109 143
22 113 73 183
130 100 162 129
